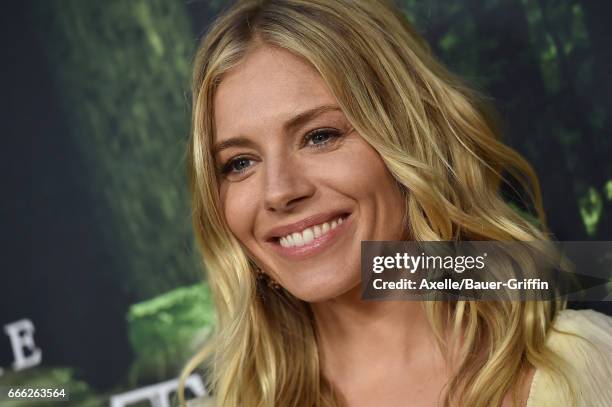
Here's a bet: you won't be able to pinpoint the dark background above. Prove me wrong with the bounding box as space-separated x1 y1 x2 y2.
1 0 610 405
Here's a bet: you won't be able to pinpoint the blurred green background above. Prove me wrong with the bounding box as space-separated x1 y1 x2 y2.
2 0 610 405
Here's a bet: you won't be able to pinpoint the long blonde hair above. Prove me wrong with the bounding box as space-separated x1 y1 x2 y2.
180 0 575 405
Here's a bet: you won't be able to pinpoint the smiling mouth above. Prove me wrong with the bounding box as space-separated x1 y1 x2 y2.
276 213 349 248
267 212 352 260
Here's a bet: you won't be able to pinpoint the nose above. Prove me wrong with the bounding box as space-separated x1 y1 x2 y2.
263 154 315 212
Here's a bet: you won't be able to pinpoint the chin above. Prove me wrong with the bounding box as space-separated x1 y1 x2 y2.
284 276 360 303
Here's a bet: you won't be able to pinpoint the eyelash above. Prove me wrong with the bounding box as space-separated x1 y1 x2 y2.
219 128 343 176
302 128 342 148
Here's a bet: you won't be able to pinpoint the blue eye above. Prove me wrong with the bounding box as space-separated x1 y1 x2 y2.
222 156 253 174
305 129 342 147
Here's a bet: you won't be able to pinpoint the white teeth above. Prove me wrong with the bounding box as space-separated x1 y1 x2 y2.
292 232 304 246
302 228 315 244
278 215 347 248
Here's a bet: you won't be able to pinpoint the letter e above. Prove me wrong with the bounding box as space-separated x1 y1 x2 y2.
4 319 42 371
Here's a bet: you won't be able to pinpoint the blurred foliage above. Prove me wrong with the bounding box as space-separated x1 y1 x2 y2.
580 187 603 236
33 0 201 300
397 0 611 240
126 283 215 386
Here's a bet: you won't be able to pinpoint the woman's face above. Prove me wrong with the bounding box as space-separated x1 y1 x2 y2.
213 44 406 302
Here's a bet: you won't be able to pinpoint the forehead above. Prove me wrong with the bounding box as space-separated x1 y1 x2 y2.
213 45 336 140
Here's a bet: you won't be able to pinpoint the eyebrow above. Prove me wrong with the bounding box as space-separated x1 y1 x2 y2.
213 104 342 156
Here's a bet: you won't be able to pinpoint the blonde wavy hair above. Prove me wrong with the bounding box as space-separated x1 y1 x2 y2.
179 0 576 405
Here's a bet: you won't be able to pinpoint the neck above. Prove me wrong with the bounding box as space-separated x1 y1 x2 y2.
309 284 445 383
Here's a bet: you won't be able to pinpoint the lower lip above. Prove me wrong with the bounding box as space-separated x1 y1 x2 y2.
268 214 352 260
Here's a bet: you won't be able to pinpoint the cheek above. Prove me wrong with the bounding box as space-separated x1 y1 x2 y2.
323 138 397 199
220 182 259 245
332 139 406 237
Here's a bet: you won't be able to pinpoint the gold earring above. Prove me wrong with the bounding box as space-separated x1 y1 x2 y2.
252 263 281 290
267 276 281 290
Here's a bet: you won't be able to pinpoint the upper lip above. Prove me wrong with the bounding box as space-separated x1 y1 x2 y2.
264 210 350 240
